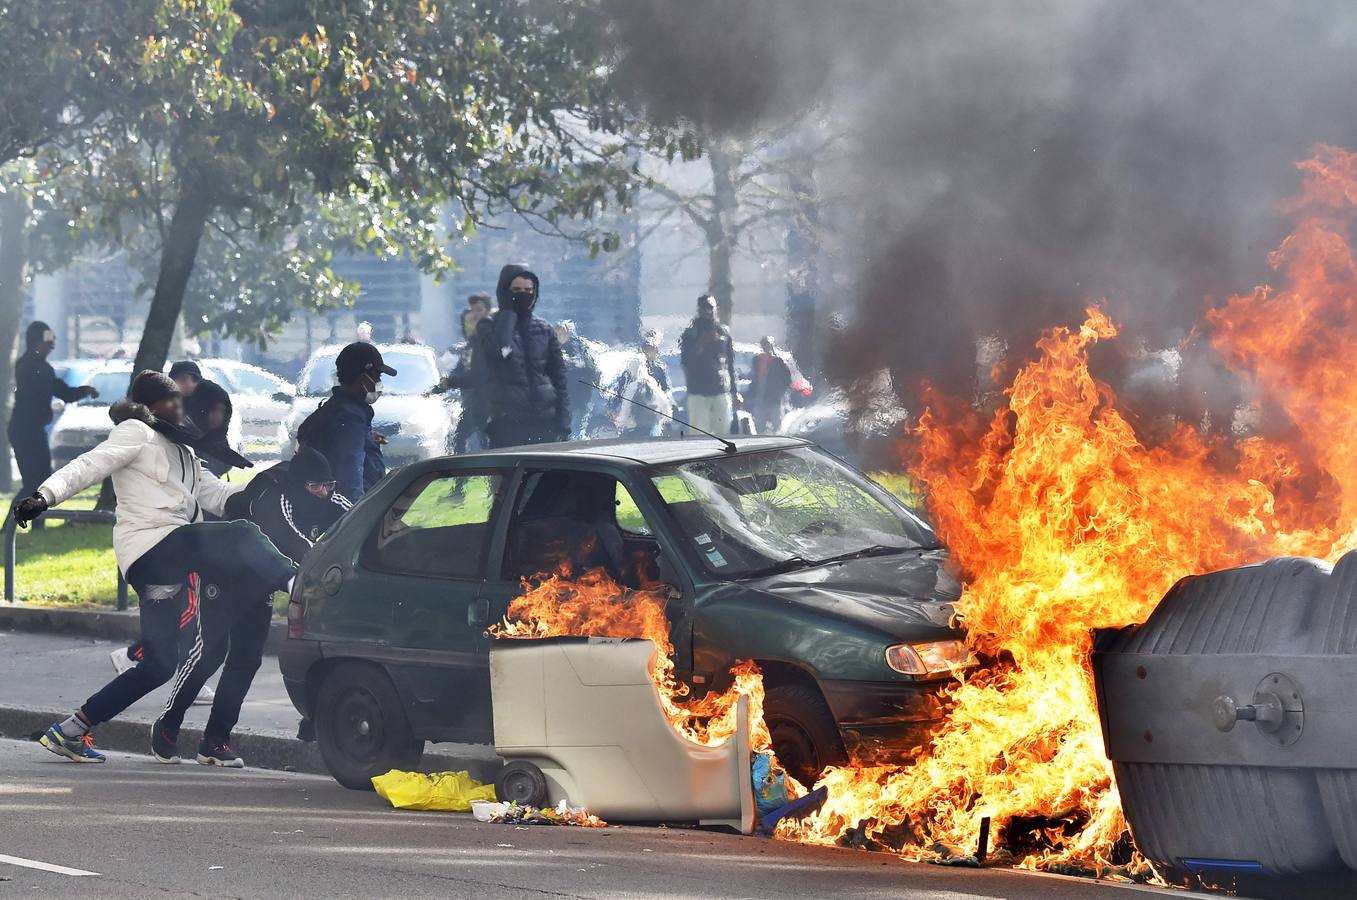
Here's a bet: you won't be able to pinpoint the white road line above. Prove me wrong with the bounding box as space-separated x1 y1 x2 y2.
0 853 99 877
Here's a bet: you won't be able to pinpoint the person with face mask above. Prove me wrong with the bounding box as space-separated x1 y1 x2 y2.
183 379 240 478
13 371 296 764
474 264 570 448
8 321 98 521
295 341 396 501
434 293 493 453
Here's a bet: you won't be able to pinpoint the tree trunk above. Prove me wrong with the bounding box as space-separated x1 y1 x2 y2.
97 171 211 511
0 185 32 493
706 139 739 327
133 170 212 376
784 155 821 378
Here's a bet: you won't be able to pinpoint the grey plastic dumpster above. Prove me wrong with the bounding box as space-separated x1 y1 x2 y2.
1093 552 1357 877
490 636 755 833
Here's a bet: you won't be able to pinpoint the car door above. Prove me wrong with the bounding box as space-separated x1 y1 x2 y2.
358 466 513 742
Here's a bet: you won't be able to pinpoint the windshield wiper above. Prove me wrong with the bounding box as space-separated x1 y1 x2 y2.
741 555 817 579
812 544 912 567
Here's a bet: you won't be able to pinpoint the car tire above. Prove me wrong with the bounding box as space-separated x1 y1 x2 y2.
763 682 846 790
495 760 549 807
314 662 424 790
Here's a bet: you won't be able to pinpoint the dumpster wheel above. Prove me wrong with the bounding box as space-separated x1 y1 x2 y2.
495 760 548 807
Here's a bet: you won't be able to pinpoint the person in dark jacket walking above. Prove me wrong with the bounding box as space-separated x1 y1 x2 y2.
475 264 570 448
8 322 97 514
435 293 493 453
747 336 793 434
679 295 738 436
295 342 396 500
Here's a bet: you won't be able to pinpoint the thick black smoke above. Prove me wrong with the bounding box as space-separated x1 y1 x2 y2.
605 0 1357 420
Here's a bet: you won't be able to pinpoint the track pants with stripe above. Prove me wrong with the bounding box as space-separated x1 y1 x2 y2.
80 521 296 729
159 578 272 742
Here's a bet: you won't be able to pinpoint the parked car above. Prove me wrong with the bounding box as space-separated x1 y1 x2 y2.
279 343 455 466
280 435 969 789
49 361 243 467
200 358 294 447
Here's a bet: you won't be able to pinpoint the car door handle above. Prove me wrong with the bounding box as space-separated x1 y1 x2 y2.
467 597 490 627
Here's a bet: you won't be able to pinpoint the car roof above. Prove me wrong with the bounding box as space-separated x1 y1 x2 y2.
432 435 813 468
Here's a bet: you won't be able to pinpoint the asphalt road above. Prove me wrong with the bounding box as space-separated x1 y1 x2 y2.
0 738 1190 900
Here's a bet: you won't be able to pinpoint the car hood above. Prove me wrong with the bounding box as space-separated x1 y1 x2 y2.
738 549 964 638
52 404 113 433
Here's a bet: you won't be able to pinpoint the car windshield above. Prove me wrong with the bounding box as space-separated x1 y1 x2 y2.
301 348 436 396
649 446 940 579
81 369 133 405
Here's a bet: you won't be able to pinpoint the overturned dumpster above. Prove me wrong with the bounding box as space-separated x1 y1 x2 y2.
490 637 756 833
1093 553 1357 878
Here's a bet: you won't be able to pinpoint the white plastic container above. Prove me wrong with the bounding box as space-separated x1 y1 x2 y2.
490 637 755 833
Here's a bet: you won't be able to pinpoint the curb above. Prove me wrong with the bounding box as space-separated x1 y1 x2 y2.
0 604 288 654
0 705 504 783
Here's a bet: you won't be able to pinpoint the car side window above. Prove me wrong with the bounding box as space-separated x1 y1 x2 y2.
614 482 653 536
362 471 504 579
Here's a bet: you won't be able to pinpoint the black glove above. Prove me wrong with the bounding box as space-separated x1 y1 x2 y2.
13 493 48 528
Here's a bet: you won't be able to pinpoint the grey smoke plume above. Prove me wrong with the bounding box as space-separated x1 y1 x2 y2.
606 0 1357 418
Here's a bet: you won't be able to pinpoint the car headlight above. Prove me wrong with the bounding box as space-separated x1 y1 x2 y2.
885 639 976 675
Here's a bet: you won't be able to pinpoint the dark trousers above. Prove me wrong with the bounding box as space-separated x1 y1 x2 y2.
486 416 559 449
8 419 52 497
81 529 199 726
159 583 272 742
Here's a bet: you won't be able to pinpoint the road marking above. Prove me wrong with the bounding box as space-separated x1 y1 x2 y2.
0 853 99 877
0 785 72 795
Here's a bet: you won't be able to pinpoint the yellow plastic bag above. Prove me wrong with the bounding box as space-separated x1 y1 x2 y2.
371 769 498 812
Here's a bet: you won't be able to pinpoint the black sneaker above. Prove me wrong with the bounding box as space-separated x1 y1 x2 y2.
151 720 180 764
196 737 244 768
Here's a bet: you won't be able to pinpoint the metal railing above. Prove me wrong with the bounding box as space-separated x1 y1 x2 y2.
3 508 129 610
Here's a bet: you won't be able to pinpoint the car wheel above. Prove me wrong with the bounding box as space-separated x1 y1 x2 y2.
495 760 549 807
314 662 424 790
763 682 846 790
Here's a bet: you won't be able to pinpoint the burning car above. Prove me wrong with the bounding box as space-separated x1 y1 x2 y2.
279 436 970 789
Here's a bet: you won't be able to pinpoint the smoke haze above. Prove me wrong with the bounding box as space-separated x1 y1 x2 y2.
606 0 1357 412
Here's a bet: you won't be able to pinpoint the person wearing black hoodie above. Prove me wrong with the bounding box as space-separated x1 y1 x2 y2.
237 447 353 563
8 321 97 514
475 264 570 448
184 379 238 478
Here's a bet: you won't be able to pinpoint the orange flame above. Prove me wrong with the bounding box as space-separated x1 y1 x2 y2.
489 567 772 752
784 145 1357 871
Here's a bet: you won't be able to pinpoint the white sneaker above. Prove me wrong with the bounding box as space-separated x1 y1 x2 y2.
109 647 135 674
192 683 215 707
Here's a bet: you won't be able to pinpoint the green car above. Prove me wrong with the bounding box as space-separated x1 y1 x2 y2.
279 436 970 789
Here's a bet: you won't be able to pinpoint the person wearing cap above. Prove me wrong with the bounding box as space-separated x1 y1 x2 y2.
12 370 296 765
295 341 396 501
474 264 570 447
168 360 202 398
8 321 98 518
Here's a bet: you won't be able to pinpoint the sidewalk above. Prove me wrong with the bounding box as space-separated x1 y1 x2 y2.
0 629 502 780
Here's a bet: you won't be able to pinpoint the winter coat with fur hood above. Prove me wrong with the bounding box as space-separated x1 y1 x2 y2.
37 399 245 576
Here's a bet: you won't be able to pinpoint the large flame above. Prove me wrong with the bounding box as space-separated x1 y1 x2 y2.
489 567 772 752
784 144 1357 870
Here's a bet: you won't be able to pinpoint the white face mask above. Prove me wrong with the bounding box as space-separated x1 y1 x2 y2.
362 374 381 405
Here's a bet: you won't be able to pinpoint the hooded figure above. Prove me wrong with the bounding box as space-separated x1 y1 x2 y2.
184 380 246 477
8 321 98 508
474 263 570 447
238 447 353 564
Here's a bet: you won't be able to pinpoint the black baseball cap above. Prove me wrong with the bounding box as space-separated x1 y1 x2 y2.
336 342 397 384
168 360 202 383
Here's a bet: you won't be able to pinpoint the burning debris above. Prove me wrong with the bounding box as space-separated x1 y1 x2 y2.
489 567 773 752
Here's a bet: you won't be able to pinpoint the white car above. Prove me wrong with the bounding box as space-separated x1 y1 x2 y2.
50 362 244 467
200 358 295 447
279 344 456 466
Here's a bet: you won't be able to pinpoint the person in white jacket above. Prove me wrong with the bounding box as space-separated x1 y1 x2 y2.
13 371 296 765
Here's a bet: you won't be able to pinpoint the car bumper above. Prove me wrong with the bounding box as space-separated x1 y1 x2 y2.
278 638 323 719
820 677 952 764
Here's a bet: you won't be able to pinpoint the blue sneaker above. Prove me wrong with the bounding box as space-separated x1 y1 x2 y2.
39 724 106 764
